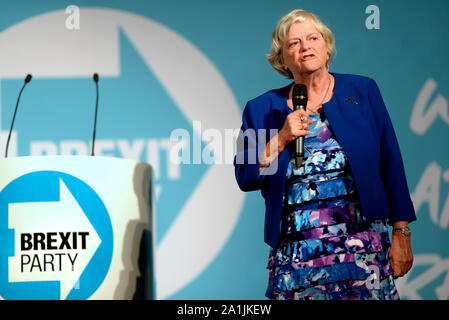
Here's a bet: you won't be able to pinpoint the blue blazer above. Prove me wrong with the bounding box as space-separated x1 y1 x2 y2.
234 73 416 248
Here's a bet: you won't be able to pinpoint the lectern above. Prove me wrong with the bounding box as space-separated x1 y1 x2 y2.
0 156 155 300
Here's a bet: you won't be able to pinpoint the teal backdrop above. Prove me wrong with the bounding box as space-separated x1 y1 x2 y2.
0 0 448 300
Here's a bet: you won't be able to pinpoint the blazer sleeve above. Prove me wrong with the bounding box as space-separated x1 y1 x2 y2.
368 78 417 224
234 100 268 192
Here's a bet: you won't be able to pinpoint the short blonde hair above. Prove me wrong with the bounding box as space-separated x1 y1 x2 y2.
266 9 336 78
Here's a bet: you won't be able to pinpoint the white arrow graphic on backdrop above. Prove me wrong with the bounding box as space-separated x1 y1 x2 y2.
8 178 101 300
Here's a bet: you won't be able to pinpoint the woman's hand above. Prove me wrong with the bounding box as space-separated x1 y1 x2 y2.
388 223 413 278
259 109 312 168
278 109 313 146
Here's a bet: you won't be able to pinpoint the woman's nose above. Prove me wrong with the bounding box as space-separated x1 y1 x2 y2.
301 40 311 51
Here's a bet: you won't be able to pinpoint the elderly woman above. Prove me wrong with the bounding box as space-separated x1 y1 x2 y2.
234 9 416 300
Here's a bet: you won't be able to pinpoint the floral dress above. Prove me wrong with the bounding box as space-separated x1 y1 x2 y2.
266 111 400 300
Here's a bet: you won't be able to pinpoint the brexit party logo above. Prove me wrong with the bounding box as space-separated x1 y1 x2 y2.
0 171 113 300
0 8 244 298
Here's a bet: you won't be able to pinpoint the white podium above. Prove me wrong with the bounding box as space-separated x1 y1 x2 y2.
0 156 155 300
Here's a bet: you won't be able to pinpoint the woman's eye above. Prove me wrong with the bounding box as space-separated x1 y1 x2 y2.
311 36 318 40
288 41 298 48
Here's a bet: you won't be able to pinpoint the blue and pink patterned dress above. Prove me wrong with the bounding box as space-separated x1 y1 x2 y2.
266 111 400 300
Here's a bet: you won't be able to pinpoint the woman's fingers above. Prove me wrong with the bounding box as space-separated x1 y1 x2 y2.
293 109 312 131
406 253 414 273
389 250 414 278
392 257 408 277
281 109 313 143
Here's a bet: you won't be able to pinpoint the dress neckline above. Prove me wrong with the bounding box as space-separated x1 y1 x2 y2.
285 72 337 114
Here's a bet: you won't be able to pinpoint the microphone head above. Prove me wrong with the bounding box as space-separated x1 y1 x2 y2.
292 84 307 111
93 73 99 82
25 74 32 83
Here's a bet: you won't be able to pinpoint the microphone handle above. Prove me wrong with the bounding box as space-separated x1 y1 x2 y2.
294 104 306 167
295 136 305 168
5 81 29 158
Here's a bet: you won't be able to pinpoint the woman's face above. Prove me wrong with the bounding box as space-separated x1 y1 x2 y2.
282 19 329 77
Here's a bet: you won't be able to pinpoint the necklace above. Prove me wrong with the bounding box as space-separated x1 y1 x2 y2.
307 74 332 114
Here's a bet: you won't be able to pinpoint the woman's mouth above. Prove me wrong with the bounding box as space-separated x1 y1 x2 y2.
301 54 315 60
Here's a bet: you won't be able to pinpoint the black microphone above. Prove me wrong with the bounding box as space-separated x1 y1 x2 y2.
5 74 32 158
91 73 99 156
292 84 308 168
